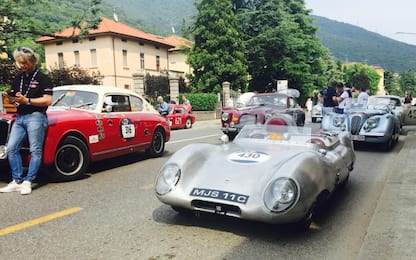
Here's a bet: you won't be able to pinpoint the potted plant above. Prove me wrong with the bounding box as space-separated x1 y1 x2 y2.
0 85 17 113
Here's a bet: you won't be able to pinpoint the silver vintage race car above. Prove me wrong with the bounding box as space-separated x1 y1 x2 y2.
321 97 401 150
155 116 355 230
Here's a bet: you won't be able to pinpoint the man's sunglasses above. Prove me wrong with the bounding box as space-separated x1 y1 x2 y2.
17 47 33 54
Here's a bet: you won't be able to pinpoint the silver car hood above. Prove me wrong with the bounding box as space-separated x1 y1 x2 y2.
167 142 322 198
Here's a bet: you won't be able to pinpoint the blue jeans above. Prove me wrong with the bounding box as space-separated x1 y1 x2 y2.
7 112 48 182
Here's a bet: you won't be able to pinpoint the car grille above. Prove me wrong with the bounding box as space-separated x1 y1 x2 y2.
191 200 241 217
350 115 362 135
239 114 256 126
0 119 12 145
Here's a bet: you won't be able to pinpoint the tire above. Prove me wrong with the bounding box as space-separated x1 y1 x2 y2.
295 207 314 231
171 206 191 214
185 117 192 129
339 172 350 188
146 127 165 157
312 117 317 123
49 136 90 181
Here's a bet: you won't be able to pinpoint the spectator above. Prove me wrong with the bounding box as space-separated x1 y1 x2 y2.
334 82 353 114
0 47 53 195
318 80 338 115
357 87 370 105
157 96 169 116
404 92 412 104
182 95 191 106
306 97 313 112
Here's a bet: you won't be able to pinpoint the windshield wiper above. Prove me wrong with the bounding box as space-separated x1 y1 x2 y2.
52 93 66 106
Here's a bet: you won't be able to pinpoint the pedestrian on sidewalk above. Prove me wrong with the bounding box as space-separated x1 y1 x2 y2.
0 47 53 195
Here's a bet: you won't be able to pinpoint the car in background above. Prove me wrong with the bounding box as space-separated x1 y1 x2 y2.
0 85 171 181
374 95 416 128
311 102 323 123
321 97 400 150
155 115 355 230
221 89 305 140
166 104 195 129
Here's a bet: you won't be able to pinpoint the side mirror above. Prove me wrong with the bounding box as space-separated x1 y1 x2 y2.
103 105 113 113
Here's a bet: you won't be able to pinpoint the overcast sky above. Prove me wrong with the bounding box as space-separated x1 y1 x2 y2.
305 0 416 46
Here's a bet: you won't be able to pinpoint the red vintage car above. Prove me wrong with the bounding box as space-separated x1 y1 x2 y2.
221 89 305 139
166 104 195 129
0 85 170 181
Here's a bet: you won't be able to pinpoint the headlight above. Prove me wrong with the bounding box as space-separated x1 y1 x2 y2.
363 117 380 131
333 115 345 127
221 112 229 122
0 145 7 160
264 177 298 212
155 163 181 195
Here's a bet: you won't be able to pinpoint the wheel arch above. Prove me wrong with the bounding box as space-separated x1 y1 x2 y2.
43 130 90 165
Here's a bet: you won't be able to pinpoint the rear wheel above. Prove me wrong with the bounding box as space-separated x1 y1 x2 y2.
146 127 165 157
185 118 192 129
49 136 90 181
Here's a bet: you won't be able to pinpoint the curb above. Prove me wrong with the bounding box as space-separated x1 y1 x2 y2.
358 130 416 259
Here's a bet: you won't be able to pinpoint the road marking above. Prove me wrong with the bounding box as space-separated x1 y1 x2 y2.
0 207 83 236
167 134 221 144
141 183 154 190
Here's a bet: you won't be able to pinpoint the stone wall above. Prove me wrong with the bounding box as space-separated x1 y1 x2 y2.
192 110 219 121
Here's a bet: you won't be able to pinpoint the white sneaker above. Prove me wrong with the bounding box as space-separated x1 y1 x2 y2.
20 181 32 195
0 180 22 193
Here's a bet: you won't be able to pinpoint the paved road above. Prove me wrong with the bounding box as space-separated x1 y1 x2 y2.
0 120 414 259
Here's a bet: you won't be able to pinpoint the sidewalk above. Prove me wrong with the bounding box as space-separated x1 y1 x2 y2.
192 118 221 128
358 128 416 259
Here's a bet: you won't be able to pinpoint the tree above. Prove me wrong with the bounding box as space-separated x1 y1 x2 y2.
398 70 416 96
240 0 332 103
384 70 400 96
343 63 380 94
0 0 102 58
49 66 103 87
187 0 248 93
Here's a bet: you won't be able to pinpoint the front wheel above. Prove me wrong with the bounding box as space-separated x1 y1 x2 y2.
48 136 90 181
146 127 165 157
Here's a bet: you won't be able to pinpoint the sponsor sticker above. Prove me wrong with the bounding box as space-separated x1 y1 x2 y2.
190 188 249 204
89 135 99 144
227 151 270 164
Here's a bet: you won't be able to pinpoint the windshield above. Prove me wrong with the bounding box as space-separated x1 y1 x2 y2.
235 124 313 145
53 90 99 110
366 97 392 111
247 95 287 106
374 96 401 107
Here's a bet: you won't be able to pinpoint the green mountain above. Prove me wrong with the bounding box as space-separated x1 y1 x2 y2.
312 16 416 72
103 0 416 72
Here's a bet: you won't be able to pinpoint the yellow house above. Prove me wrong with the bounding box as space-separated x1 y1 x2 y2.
164 35 194 79
36 17 174 89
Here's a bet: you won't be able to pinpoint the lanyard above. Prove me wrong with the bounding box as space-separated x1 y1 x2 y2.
19 69 39 97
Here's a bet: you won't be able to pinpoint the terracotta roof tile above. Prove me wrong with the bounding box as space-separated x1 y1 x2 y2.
164 35 194 51
37 17 174 48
